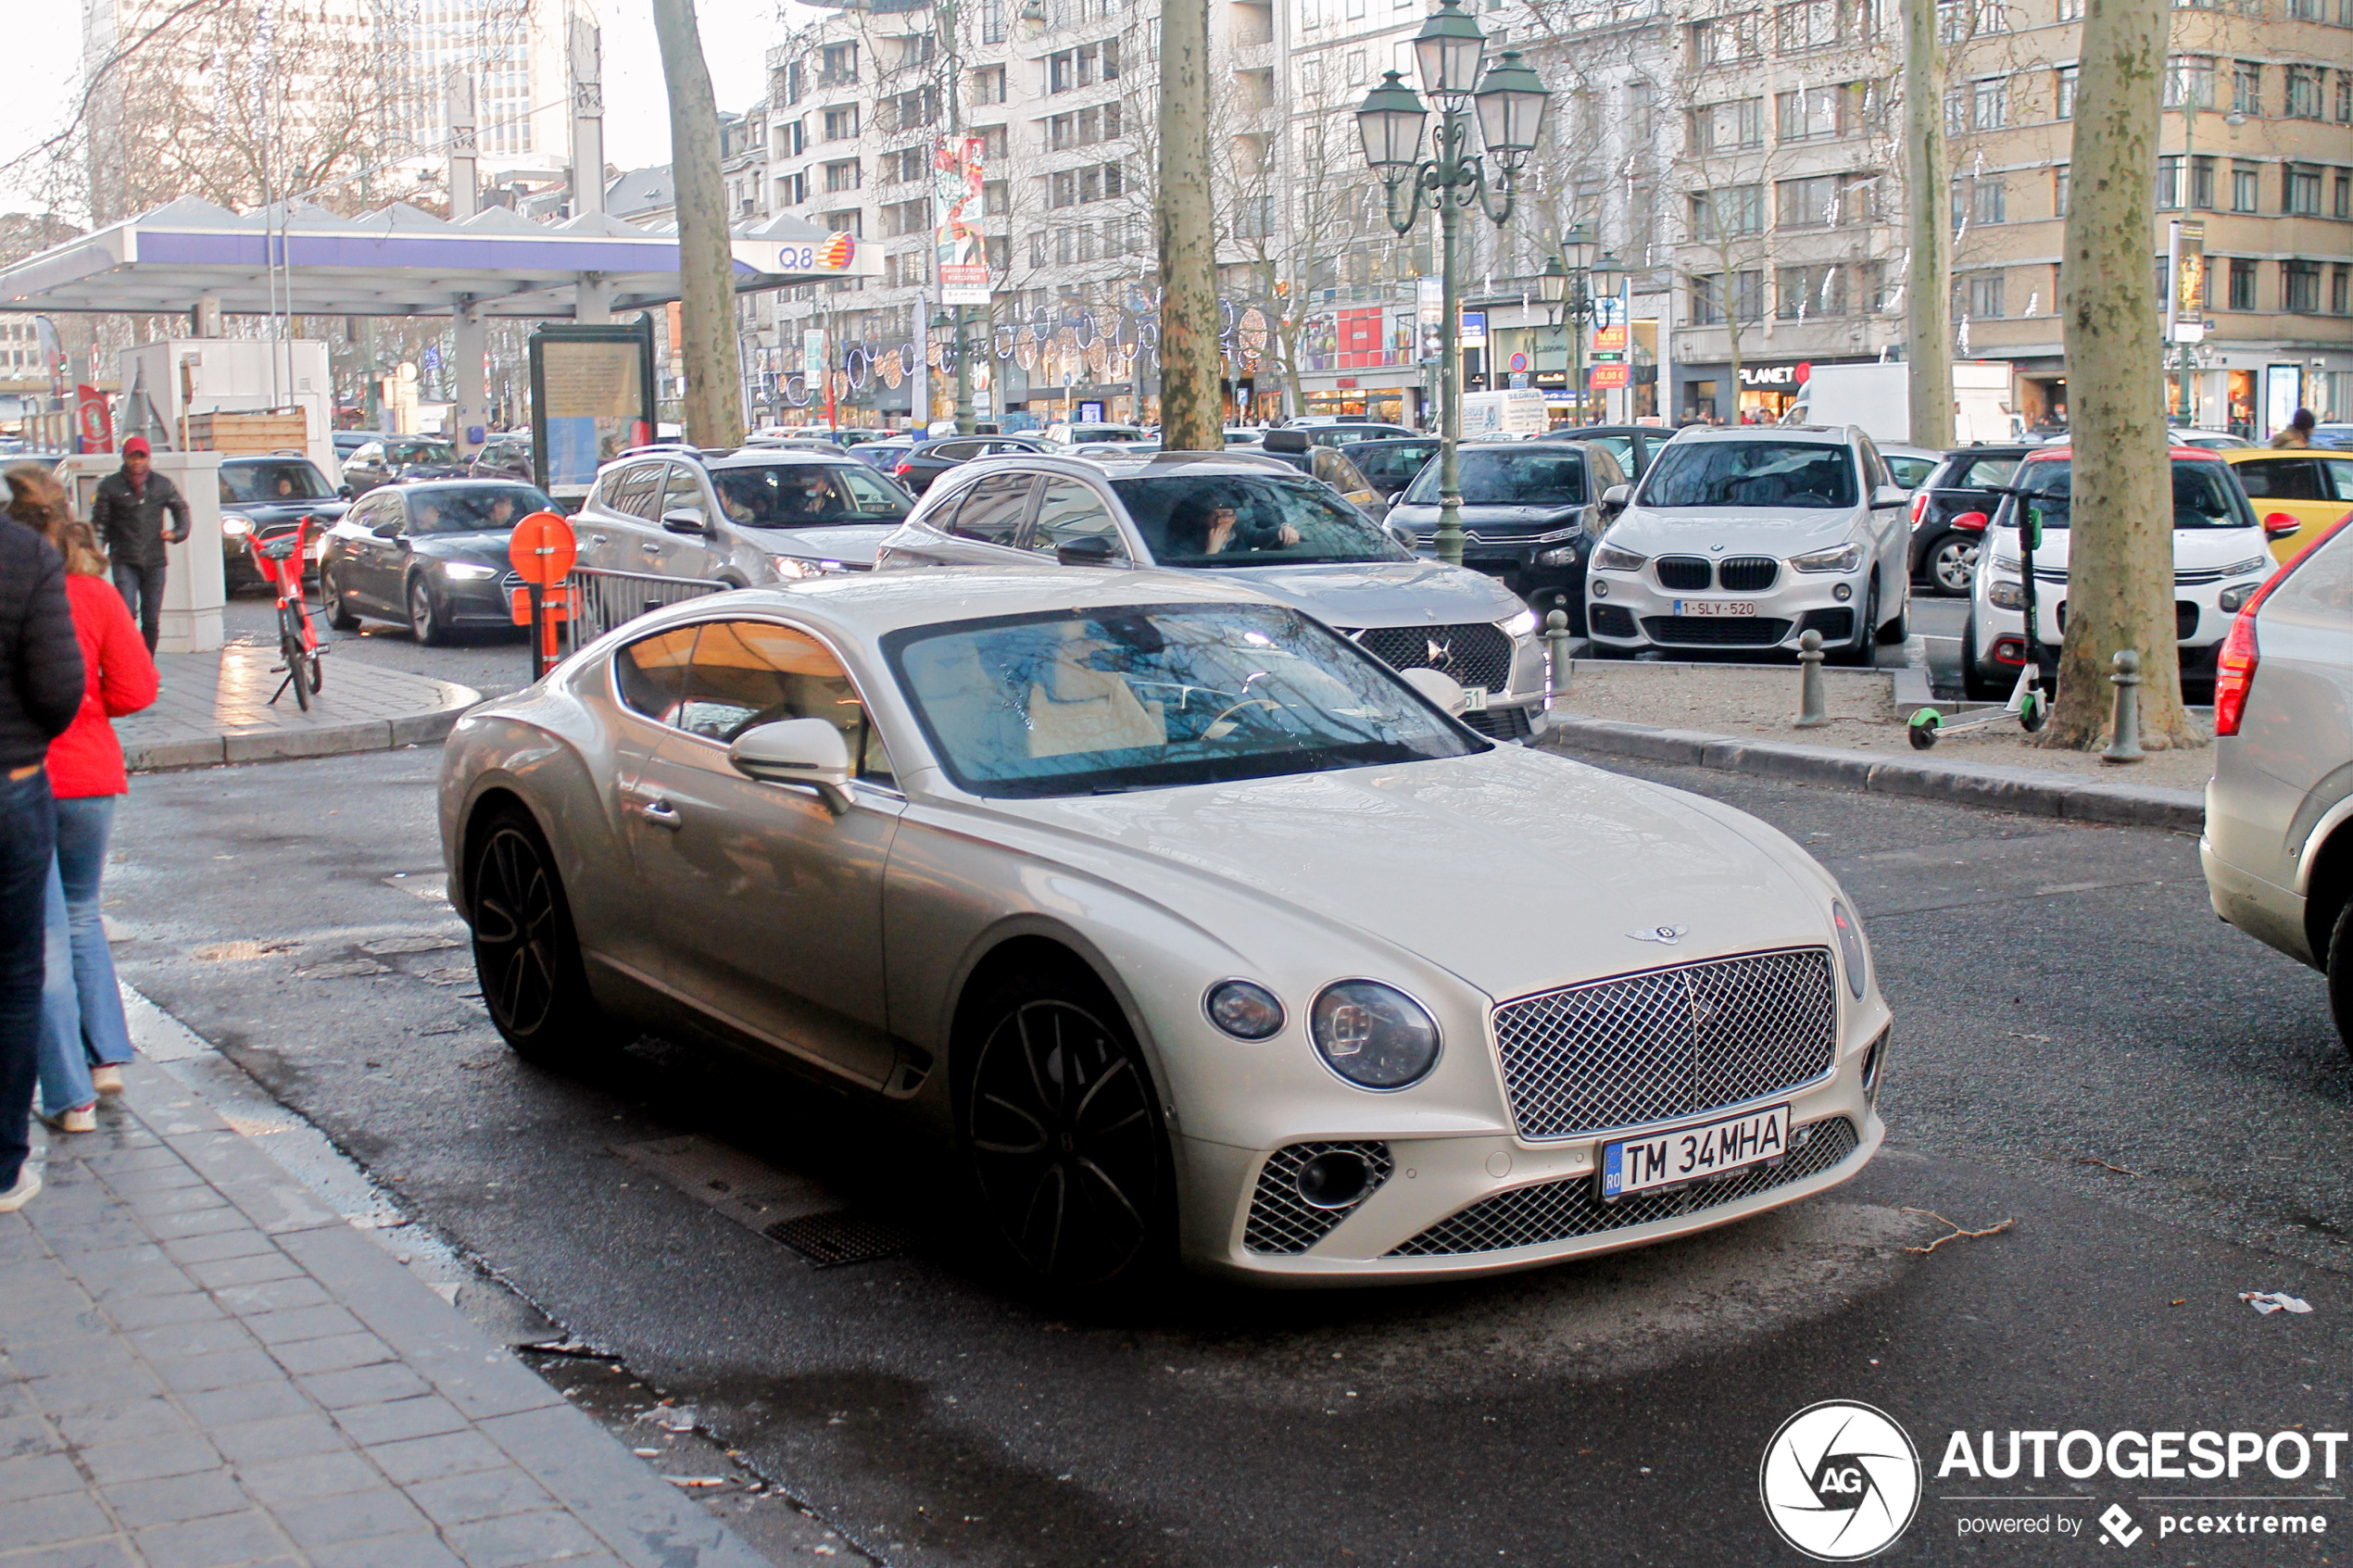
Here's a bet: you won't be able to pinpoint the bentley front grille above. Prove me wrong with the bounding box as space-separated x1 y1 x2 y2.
1386 1117 1859 1256
1242 1142 1395 1254
1351 622 1515 694
1491 947 1838 1140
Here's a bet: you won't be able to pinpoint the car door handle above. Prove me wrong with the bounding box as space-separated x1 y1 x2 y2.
588 533 608 546
635 798 682 830
640 542 663 557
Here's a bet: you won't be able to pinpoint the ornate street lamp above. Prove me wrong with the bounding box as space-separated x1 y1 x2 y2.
1355 1 1550 566
1538 232 1629 425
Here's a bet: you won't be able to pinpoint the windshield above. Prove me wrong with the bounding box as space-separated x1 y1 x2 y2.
1884 454 1939 489
709 463 911 527
1112 474 1410 568
884 604 1482 798
1400 448 1589 508
391 442 458 467
2006 458 2255 532
220 461 333 504
1950 454 2022 488
1638 440 1857 508
402 485 549 534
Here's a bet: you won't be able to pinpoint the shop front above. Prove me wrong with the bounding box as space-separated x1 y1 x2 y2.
1299 380 1423 426
1675 358 1881 425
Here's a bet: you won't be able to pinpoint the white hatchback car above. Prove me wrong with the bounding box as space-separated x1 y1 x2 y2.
1960 445 2291 700
1583 427 1913 664
438 569 1890 1287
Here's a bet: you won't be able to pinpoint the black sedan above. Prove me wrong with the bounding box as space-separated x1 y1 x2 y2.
1908 445 2032 596
215 456 348 588
319 479 549 645
469 437 534 483
342 435 468 492
1384 440 1629 629
1339 436 1442 499
887 434 1051 495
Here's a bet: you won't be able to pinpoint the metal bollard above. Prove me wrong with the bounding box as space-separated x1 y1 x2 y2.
1544 608 1574 713
1794 630 1829 728
2101 647 2145 764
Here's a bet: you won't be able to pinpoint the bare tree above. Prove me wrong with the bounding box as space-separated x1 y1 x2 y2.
1158 0 1218 449
653 0 745 447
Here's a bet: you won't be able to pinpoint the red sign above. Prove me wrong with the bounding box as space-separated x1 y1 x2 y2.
1794 361 1814 384
1336 378 1357 389
508 584 574 626
508 511 577 585
1589 364 1631 390
1591 324 1629 356
1338 307 1385 369
75 386 112 454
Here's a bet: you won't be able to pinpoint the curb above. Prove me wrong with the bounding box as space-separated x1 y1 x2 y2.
1537 713 2207 833
125 680 480 772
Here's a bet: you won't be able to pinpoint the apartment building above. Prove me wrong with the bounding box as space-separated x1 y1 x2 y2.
1942 0 2353 432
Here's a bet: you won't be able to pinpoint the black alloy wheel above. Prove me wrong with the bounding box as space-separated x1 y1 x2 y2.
962 974 1169 1289
1928 532 1979 596
321 565 360 631
408 574 447 646
1833 579 1880 667
468 807 619 1065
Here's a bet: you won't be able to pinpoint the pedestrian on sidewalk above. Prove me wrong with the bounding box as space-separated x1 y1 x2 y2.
0 465 89 1213
90 435 190 653
15 468 158 1133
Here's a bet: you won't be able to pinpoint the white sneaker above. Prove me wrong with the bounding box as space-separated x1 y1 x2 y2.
43 1104 97 1134
92 1065 125 1098
0 1168 39 1211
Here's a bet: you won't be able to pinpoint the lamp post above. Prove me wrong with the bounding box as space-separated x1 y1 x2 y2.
1355 0 1548 566
1537 231 1625 425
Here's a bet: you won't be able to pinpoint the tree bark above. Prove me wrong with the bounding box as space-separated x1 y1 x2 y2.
2042 0 2196 750
1157 0 1220 451
649 0 743 449
1902 0 1953 447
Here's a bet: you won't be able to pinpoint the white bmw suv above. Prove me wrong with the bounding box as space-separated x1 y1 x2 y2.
1960 445 2294 700
1583 426 1913 664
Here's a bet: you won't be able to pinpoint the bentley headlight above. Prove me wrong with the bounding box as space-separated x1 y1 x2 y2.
1791 543 1864 574
1311 981 1441 1090
1205 980 1285 1040
1497 608 1538 640
1987 578 2027 610
1831 900 1868 998
1593 545 1646 573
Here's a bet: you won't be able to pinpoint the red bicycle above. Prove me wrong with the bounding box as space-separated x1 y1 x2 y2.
247 515 325 710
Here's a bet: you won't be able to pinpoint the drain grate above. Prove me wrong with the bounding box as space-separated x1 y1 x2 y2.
764 1210 904 1268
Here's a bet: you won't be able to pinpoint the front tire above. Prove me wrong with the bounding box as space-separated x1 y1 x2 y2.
467 805 623 1066
1832 581 1879 667
960 968 1170 1291
1877 574 1909 645
321 566 360 631
408 574 447 646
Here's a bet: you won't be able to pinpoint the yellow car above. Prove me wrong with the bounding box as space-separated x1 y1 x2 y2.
2223 447 2353 565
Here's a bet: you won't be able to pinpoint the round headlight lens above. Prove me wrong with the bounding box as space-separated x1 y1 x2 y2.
1204 980 1284 1040
1831 900 1867 998
220 516 252 536
1310 981 1441 1090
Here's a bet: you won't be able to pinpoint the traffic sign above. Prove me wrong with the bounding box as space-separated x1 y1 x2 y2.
508 511 577 585
1508 351 1529 372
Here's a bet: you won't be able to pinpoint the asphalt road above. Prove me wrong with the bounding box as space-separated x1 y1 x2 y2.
103 738 2347 1565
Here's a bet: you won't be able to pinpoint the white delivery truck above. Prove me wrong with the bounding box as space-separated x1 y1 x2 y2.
1459 387 1551 439
1782 362 2020 445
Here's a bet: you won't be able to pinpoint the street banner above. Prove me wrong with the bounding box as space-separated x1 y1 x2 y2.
74 385 112 454
2169 220 2206 344
1458 311 1486 347
936 135 989 306
1591 323 1629 357
1416 277 1443 359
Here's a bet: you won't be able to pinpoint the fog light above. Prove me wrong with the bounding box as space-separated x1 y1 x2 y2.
1295 1149 1372 1210
1591 580 1609 598
1832 583 1853 602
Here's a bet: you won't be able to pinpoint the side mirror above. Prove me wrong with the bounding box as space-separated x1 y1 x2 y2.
1262 429 1310 454
2264 511 2302 539
1871 483 1909 509
661 506 709 534
728 718 853 809
1387 520 1421 551
1054 534 1122 567
337 484 354 499
1603 484 1631 510
1951 510 1990 533
371 520 402 540
1399 665 1466 715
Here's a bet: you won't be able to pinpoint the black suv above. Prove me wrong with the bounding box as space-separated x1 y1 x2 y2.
1909 445 2033 596
1383 440 1627 627
1340 436 1443 499
887 434 1051 495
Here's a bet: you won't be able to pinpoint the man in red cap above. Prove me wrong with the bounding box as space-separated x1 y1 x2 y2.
90 436 190 651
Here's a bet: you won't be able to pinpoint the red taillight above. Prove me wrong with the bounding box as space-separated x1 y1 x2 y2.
2214 608 2258 736
1908 492 1928 529
893 460 912 475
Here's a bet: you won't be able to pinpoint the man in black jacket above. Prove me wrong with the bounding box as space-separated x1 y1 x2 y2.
1 502 87 1212
90 436 191 651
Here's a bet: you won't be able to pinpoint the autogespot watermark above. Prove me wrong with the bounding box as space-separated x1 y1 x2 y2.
1760 1410 2348 1556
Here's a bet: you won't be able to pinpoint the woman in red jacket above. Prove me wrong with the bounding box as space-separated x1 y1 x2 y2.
7 468 157 1130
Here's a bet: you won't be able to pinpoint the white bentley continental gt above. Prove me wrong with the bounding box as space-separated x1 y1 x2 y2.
438 568 1891 1287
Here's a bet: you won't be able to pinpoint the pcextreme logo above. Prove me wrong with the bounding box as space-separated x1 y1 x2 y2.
1760 1400 1924 1561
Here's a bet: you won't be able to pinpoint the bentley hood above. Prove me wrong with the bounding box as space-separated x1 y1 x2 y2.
994 744 1834 1002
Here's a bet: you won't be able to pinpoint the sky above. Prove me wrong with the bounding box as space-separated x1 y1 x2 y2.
0 0 801 213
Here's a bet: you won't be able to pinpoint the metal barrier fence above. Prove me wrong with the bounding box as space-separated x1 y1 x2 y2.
558 567 727 656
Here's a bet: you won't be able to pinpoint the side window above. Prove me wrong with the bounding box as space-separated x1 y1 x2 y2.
1028 477 1126 557
677 620 890 781
661 464 706 520
614 623 699 725
933 441 981 460
949 474 1038 546
605 462 662 520
352 444 382 465
2323 459 2353 504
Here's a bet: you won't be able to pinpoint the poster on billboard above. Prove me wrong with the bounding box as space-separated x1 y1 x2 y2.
2169 220 2206 343
936 135 989 307
528 317 656 505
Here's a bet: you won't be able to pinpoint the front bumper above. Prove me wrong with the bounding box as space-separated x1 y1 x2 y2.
1182 1022 1888 1284
431 571 522 628
1586 567 1869 653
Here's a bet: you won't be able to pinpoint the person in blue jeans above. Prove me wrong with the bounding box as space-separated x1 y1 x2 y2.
1 465 91 1212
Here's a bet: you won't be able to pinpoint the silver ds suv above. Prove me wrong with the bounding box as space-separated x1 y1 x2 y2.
2201 510 2353 1047
571 445 914 587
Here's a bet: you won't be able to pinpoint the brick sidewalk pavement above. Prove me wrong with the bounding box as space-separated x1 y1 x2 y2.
120 645 477 773
0 1060 768 1568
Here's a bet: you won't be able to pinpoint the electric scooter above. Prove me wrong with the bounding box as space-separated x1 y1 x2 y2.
1908 483 2055 749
